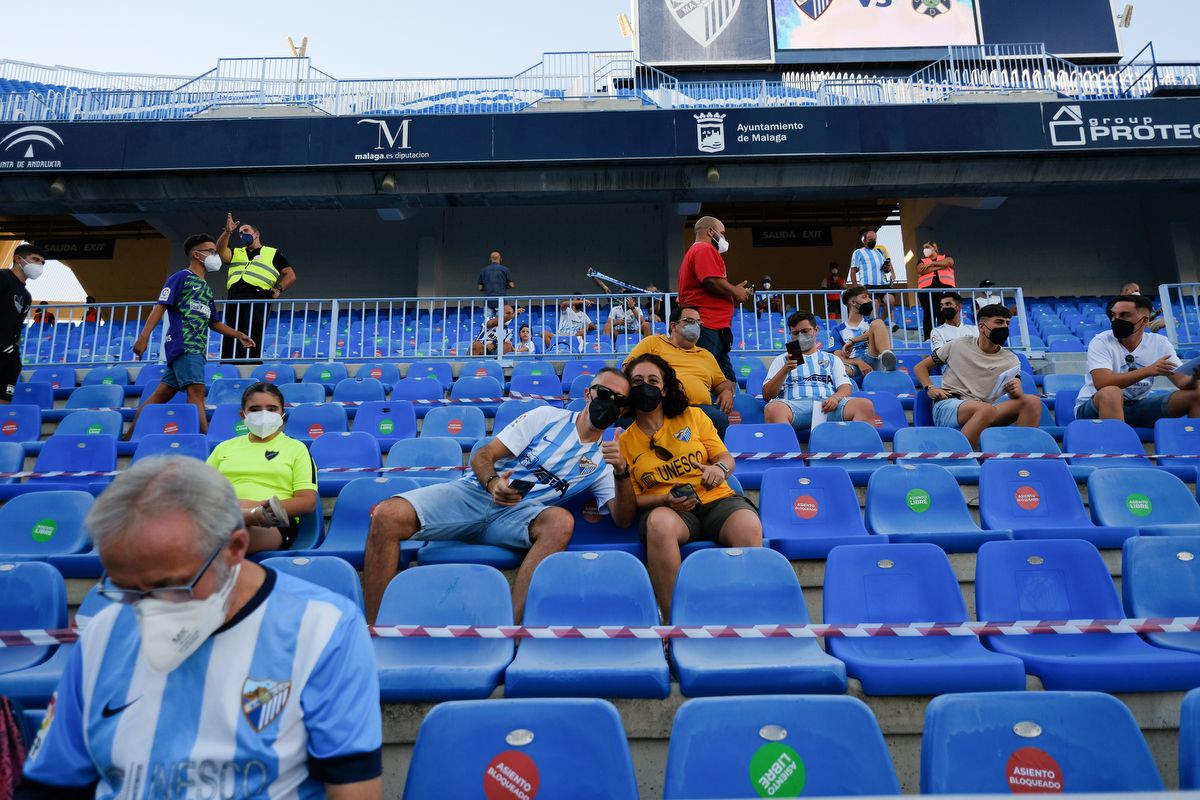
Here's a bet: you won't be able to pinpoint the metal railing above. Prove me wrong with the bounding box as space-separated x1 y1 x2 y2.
18 287 1034 368
1158 283 1200 349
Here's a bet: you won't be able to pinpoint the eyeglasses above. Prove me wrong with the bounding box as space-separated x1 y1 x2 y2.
677 317 702 326
195 248 218 256
98 540 227 604
589 385 628 408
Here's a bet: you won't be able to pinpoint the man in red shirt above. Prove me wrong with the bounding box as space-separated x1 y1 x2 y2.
677 216 751 381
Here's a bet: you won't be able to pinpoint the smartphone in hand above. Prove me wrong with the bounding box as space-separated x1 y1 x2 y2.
670 483 697 500
508 479 536 498
785 340 804 361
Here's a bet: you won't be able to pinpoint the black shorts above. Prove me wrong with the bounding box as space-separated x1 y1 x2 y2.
0 352 21 401
277 521 298 549
638 494 758 544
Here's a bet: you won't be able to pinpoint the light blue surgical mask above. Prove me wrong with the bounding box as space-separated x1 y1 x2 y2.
678 322 701 343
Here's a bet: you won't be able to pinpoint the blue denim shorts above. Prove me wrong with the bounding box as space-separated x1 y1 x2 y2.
397 479 546 549
1075 393 1170 428
769 396 850 431
933 397 967 429
162 353 207 390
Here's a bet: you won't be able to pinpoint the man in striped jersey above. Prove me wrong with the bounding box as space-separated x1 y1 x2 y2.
763 311 877 432
21 457 382 799
363 368 638 624
847 229 896 331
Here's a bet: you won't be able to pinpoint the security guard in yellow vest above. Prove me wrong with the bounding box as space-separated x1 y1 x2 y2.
217 212 296 362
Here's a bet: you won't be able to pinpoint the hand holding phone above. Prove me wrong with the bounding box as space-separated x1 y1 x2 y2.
785 340 803 360
670 484 696 499
508 479 536 499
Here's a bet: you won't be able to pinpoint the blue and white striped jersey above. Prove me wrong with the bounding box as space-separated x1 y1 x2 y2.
766 350 851 401
471 405 615 507
850 245 891 286
830 318 872 360
23 570 381 799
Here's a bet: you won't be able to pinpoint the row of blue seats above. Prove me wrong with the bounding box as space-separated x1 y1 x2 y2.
2 537 1199 708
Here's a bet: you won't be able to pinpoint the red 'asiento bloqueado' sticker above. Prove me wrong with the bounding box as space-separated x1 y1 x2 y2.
1006 747 1063 793
484 750 540 800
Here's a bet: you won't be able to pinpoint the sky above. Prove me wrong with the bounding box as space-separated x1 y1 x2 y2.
0 1 1195 80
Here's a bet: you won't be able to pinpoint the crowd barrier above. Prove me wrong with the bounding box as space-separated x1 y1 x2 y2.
19 285 1032 366
1160 282 1200 349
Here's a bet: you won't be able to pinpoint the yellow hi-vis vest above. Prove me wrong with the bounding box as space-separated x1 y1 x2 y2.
227 246 280 291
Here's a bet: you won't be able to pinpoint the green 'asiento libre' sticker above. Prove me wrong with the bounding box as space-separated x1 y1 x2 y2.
1125 493 1152 517
32 519 57 542
750 743 805 798
906 488 931 513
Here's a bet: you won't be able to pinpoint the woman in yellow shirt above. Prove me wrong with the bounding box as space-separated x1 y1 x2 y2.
206 382 318 553
618 353 762 619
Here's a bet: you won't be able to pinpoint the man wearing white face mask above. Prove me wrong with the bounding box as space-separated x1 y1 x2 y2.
678 215 750 382
130 234 255 436
0 243 42 405
21 457 383 798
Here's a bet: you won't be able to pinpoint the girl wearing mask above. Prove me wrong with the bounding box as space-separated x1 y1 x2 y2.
514 323 537 354
619 354 761 620
206 382 317 553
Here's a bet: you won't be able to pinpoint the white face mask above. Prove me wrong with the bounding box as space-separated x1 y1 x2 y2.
20 259 44 281
244 410 283 438
135 563 240 673
715 235 730 254
923 248 934 258
203 253 223 272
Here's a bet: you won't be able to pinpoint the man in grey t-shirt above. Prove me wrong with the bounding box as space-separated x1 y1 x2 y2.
478 251 514 301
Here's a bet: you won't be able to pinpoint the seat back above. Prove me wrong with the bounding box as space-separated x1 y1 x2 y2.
893 427 973 470
921 691 1162 793
824 542 967 623
865 464 976 535
207 403 246 447
1042 374 1084 396
203 363 239 387
561 359 608 391
975 539 1122 621
1121 536 1200 653
332 377 386 404
386 438 462 480
461 360 505 384
673 548 809 625
1184 689 1200 790
1154 418 1200 474
132 433 210 463
862 370 916 396
913 387 933 427
0 490 94 557
65 383 123 410
979 459 1091 530
1087 467 1200 528
405 361 453 391
134 364 166 387
403 697 637 800
0 561 67 673
392 376 444 403
31 435 117 486
12 382 53 410
322 477 421 551
421 406 486 441
724 423 801 456
259 556 363 610
524 551 657 626
979 426 1062 457
284 403 348 443
508 375 563 406
207 378 255 408
0 404 41 447
29 366 75 391
0 441 23 485
310 431 381 472
1065 419 1150 468
664 695 899 798
853 391 906 439
758 467 867 536
56 410 123 438
279 382 326 405
809 420 885 457
450 375 503 403
351 400 416 443
129 403 200 442
81 366 129 388
494 399 548 432
1054 387 1080 426
250 363 297 385
301 362 349 394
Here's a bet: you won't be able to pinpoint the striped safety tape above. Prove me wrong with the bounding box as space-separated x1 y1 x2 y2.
2 618 1198 647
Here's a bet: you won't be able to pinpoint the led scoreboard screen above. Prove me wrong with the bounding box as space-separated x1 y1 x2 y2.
773 0 979 51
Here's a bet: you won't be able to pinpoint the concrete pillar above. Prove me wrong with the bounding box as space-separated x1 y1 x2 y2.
416 235 440 296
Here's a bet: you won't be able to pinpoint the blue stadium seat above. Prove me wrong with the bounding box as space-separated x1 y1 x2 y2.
450 375 503 418
508 374 564 407
913 387 934 427
386 437 462 483
391 376 443 419
206 377 254 408
405 361 453 391
259 556 363 610
809 421 886 486
375 564 513 701
0 441 23 486
893 427 980 484
853 391 906 442
865 464 1011 552
560 494 642 558
1154 418 1200 482
759 467 876 559
824 543 1025 695
421 406 486 450
351 400 416 451
131 433 209 463
135 381 186 408
561 359 608 392
29 435 116 492
310 431 382 496
1065 419 1151 472
332 377 386 409
731 356 761 389
134 363 166 388
12 383 53 413
206 403 246 448
290 477 421 569
506 551 669 698
0 490 93 560
279 382 326 405
1184 688 1200 790
730 393 764 426
0 404 41 455
493 399 548 433
671 548 846 696
980 426 1089 481
59 383 124 423
250 363 297 385
921 691 1163 793
723 424 800 490
81 366 134 396
301 362 349 395
28 366 75 399
510 361 558 382
862 369 917 409
1054 388 1079 426
1042 373 1084 397
1088 467 1200 535
980 459 1137 547
403 698 638 799
975 538 1200 691
1121 536 1200 655
0 562 66 675
284 403 348 444
202 362 239 387
663 695 900 798
355 362 401 392
461 360 506 387
56 409 122 439
120 403 200 456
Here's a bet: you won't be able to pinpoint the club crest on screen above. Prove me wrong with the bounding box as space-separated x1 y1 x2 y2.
667 0 743 47
794 0 834 21
913 0 952 17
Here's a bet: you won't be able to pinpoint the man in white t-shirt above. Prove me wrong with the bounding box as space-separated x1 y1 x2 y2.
471 303 520 355
929 292 975 351
603 296 650 337
542 294 597 352
1074 293 1200 425
763 311 876 432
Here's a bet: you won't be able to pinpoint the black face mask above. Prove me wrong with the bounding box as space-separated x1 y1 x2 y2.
241 232 256 247
858 301 874 317
938 307 958 322
587 394 623 429
629 383 663 413
987 326 1010 346
864 240 876 249
1111 317 1137 339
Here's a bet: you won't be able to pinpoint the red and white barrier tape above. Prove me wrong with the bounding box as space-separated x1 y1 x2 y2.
3 617 1198 647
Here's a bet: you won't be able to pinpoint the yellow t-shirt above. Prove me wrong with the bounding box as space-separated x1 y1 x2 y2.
623 335 726 407
206 432 317 503
618 407 734 505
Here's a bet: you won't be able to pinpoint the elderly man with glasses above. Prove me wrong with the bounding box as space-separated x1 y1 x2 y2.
363 368 638 624
21 456 382 799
